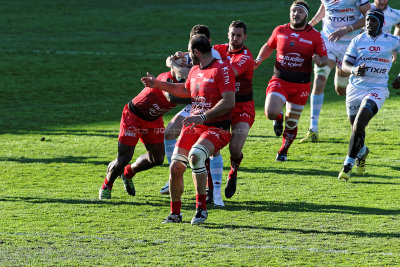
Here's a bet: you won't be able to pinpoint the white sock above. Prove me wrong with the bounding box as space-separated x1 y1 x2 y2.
357 146 366 158
164 139 176 165
310 93 324 132
210 155 223 189
344 156 356 167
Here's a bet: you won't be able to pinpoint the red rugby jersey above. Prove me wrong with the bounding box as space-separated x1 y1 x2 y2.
131 72 177 121
185 58 235 125
267 24 327 83
213 44 254 100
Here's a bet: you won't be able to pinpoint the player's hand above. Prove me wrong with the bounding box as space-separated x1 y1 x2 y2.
166 55 173 68
328 28 347 42
392 76 400 89
312 54 322 66
392 52 397 63
182 115 204 129
352 64 366 76
141 72 156 87
254 57 262 70
174 51 188 59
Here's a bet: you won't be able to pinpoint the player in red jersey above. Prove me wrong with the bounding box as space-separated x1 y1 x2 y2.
254 0 328 161
98 69 187 200
141 34 235 225
213 20 254 199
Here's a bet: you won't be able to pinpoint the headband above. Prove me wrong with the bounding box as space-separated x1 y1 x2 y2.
293 4 309 16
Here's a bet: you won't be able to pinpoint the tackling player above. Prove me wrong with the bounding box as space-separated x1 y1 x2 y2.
338 9 400 181
142 34 235 225
213 20 255 199
98 67 186 199
299 0 371 143
254 0 328 161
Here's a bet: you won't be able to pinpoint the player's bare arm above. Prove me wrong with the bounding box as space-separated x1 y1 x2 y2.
141 72 190 98
342 60 366 76
182 91 235 128
254 43 274 69
328 2 371 42
309 4 325 27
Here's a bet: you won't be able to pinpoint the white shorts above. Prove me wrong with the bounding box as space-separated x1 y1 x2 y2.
346 85 389 117
176 104 191 118
322 36 349 69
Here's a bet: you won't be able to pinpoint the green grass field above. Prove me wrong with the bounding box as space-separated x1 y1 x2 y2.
1 0 400 265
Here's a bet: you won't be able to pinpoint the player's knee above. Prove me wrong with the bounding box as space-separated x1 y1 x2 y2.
314 65 331 79
285 118 299 130
334 76 349 95
188 144 209 175
170 154 188 174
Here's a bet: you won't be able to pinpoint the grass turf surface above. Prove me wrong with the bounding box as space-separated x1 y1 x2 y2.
1 0 400 265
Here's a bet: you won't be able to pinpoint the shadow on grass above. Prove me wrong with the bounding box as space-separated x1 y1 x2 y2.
220 200 399 215
0 156 109 165
202 223 400 238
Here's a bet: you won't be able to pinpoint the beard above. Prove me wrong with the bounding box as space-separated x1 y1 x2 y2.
230 41 244 50
291 16 307 28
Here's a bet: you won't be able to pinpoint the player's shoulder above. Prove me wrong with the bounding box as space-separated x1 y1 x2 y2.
241 46 254 58
387 5 400 16
156 72 173 82
381 32 400 42
213 43 228 50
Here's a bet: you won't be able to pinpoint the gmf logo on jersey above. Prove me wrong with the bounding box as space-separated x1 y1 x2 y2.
369 46 381 52
290 33 300 38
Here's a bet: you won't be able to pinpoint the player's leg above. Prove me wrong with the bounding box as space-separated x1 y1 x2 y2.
276 103 304 161
300 59 335 143
339 88 386 181
265 78 287 139
161 105 190 194
334 66 350 96
99 142 135 199
225 122 250 199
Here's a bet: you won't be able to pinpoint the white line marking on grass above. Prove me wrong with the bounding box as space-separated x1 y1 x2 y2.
2 232 399 256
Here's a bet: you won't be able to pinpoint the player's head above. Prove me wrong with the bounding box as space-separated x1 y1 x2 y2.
228 20 247 50
290 0 309 29
366 8 384 36
190 24 211 41
188 34 212 65
374 0 388 11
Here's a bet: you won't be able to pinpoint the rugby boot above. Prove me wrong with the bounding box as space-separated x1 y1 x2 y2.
354 147 369 175
299 129 319 143
338 163 353 182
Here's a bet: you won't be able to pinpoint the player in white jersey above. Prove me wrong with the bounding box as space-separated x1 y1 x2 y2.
371 0 400 34
338 9 400 181
299 0 371 143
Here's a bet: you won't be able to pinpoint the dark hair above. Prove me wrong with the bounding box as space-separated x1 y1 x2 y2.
291 0 309 13
189 34 212 53
190 24 211 39
229 20 247 34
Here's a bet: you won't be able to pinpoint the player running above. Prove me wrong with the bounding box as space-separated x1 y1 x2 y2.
299 0 371 143
338 9 400 181
254 0 328 161
142 34 235 225
98 68 186 199
213 20 255 199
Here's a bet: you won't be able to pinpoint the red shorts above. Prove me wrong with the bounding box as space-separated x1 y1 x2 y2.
118 104 165 146
266 77 311 106
232 100 255 127
176 124 231 153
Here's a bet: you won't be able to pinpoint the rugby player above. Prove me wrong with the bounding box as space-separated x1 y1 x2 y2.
142 34 235 225
213 20 255 199
254 0 328 161
338 9 400 181
299 0 371 143
98 67 187 199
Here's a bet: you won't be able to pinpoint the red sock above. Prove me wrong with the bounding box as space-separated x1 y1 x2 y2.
228 154 243 180
123 164 136 179
275 112 283 123
279 127 298 155
170 201 181 214
205 158 213 191
101 177 113 190
196 194 207 210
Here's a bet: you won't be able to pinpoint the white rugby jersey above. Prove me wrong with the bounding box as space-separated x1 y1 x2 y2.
321 0 370 43
344 32 400 89
371 4 400 33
